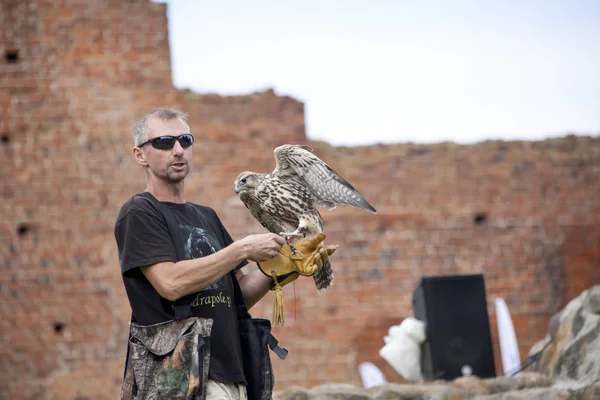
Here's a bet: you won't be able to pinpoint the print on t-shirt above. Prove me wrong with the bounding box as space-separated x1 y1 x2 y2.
183 226 232 308
187 227 224 291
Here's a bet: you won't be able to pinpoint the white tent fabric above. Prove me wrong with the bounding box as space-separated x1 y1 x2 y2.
358 362 388 388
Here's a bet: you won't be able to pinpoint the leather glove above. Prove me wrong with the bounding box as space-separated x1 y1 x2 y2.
257 233 338 326
257 233 338 288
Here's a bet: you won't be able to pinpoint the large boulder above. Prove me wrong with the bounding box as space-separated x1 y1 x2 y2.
529 284 600 384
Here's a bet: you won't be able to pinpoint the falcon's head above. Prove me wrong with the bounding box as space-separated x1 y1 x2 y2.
234 171 261 195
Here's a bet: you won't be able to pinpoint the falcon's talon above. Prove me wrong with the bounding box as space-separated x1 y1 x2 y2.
280 220 309 241
279 231 304 241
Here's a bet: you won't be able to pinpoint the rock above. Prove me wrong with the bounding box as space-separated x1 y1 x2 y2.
587 288 600 314
368 382 470 400
485 372 552 393
473 384 592 400
582 382 600 400
275 387 311 400
309 384 370 400
275 382 472 400
274 379 598 400
451 376 489 395
530 285 600 384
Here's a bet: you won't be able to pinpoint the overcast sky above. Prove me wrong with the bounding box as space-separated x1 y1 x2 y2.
161 0 600 146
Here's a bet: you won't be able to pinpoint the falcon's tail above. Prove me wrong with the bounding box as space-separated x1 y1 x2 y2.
313 259 333 292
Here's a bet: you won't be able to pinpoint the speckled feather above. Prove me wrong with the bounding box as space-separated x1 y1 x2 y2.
234 144 377 291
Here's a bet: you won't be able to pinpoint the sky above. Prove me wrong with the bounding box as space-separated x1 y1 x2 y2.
160 0 600 146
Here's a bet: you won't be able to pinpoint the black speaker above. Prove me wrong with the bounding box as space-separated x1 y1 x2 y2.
412 274 496 381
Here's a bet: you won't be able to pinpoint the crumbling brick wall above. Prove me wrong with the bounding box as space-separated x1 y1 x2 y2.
1 1 599 398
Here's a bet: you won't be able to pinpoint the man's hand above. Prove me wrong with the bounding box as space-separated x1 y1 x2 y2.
237 233 286 262
257 233 338 288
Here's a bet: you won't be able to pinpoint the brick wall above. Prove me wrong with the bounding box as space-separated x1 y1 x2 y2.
1 1 599 398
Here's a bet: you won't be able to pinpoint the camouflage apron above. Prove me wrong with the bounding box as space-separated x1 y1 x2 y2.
120 317 213 400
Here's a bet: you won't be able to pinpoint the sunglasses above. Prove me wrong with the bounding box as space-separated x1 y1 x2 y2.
138 134 195 150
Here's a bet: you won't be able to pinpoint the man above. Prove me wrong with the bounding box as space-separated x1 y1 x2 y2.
114 108 324 400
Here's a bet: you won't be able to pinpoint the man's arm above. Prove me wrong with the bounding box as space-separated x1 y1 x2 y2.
141 233 285 302
235 268 273 309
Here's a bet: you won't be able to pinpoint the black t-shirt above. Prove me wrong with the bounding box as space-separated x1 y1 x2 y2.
114 194 247 383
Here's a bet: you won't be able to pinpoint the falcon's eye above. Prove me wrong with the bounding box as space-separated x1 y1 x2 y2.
240 178 247 184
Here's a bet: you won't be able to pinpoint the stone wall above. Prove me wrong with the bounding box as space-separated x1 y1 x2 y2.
1 1 599 398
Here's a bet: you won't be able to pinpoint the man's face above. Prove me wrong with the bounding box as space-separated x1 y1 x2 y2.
140 117 193 183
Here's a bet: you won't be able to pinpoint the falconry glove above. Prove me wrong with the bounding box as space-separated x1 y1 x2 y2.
257 233 338 285
257 233 338 326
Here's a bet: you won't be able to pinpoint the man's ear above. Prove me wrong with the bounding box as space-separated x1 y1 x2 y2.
133 146 148 166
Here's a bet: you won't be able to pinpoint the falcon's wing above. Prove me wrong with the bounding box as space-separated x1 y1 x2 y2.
273 145 377 213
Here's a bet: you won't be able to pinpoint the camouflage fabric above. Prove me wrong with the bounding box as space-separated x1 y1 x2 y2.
121 317 213 400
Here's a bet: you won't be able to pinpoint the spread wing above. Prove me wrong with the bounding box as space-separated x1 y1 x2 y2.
272 145 377 213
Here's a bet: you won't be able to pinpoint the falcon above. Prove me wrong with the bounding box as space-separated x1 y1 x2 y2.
233 144 377 291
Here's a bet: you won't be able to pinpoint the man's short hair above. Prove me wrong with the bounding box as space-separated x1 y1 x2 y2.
133 108 190 147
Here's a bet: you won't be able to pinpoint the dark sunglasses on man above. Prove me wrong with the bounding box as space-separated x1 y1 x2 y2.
138 134 195 150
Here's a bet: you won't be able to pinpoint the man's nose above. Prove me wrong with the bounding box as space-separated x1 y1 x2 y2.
172 140 185 155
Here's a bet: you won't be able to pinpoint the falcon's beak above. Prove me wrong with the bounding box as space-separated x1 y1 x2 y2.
234 183 242 195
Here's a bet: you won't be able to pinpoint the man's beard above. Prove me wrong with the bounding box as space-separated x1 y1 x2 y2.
166 171 186 182
163 162 189 182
